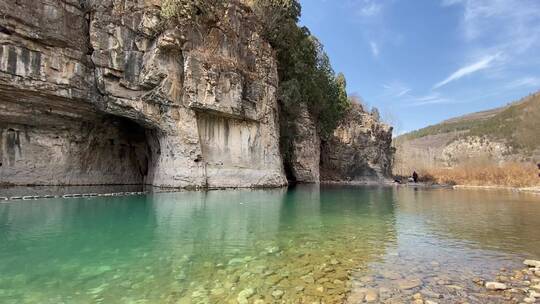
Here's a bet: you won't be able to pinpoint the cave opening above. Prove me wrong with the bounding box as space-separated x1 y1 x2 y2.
108 115 152 184
0 106 155 187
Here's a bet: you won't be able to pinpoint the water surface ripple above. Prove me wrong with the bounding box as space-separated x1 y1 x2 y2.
0 185 539 303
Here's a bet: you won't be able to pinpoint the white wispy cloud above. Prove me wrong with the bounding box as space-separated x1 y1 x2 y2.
370 41 379 57
345 0 384 18
438 0 540 98
441 0 463 6
442 0 540 56
377 82 455 107
380 82 411 98
505 77 540 90
433 53 501 89
407 93 452 106
358 1 382 17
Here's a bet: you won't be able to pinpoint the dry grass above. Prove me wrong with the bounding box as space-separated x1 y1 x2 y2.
419 162 540 188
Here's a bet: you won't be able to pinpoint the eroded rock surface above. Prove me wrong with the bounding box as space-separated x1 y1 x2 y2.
0 0 286 188
286 103 394 184
321 103 394 182
289 104 320 183
441 136 512 167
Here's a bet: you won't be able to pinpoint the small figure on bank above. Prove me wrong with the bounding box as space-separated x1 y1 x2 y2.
412 171 419 183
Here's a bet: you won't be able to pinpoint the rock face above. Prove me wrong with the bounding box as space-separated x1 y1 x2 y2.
320 103 394 182
0 0 286 188
286 102 394 184
289 104 320 183
393 92 540 175
441 136 512 167
394 133 514 173
0 116 148 186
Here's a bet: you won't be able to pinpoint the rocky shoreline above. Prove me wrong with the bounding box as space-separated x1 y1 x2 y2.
453 185 540 194
345 259 540 304
480 259 540 304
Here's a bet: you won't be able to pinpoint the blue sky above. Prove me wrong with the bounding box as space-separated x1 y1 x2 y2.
299 0 540 134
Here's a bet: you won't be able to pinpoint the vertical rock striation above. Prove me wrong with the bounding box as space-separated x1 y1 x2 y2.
0 0 286 188
320 103 394 182
286 102 394 184
289 104 320 183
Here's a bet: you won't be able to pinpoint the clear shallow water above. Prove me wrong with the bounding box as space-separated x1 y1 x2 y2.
0 185 539 303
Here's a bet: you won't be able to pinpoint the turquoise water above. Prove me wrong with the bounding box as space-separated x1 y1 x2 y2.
0 186 539 303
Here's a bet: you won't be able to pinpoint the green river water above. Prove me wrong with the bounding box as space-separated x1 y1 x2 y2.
0 185 539 303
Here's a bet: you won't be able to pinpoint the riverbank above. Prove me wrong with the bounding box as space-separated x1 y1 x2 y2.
320 179 396 186
412 163 540 189
326 179 539 195
453 185 540 194
346 258 540 304
396 182 540 194
390 175 540 194
479 259 540 304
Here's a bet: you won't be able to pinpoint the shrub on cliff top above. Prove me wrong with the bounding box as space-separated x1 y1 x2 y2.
161 0 224 25
250 0 349 139
161 0 349 144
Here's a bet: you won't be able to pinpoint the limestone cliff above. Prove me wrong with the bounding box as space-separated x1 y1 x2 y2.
0 0 286 188
0 0 394 189
288 104 320 183
320 103 394 182
286 102 394 183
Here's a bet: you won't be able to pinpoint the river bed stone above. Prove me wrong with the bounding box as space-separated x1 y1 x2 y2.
398 279 423 290
486 282 508 290
525 261 540 268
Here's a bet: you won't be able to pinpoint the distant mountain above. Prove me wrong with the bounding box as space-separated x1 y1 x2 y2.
394 91 540 174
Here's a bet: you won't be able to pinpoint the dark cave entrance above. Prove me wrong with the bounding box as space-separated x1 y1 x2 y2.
0 103 154 187
108 115 152 183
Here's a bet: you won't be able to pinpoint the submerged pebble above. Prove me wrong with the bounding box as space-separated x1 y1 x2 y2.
271 289 284 299
398 278 423 290
525 260 540 268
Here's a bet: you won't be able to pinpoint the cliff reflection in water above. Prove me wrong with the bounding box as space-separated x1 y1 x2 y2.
150 185 398 264
0 185 398 303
